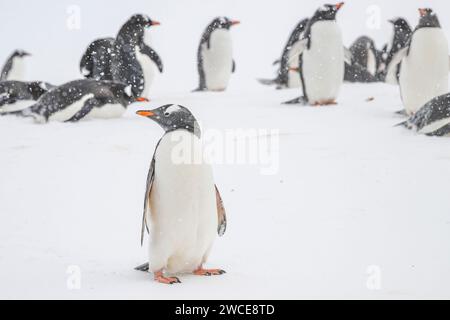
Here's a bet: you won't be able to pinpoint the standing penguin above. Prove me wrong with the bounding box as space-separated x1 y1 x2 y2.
80 14 163 98
195 17 240 91
2 79 147 123
284 3 350 105
387 9 449 115
1 50 31 81
258 18 309 89
380 17 412 84
0 81 53 114
135 105 227 284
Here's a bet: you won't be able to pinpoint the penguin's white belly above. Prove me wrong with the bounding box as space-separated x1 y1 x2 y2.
302 21 344 103
399 29 449 115
48 94 94 122
148 131 217 274
7 59 26 81
0 100 35 113
287 41 302 88
367 49 377 76
135 47 156 98
202 30 233 91
85 103 125 119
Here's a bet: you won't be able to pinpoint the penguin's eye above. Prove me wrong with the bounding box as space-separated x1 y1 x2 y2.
164 112 170 117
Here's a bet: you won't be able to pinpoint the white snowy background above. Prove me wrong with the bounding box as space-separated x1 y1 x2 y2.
1 0 450 299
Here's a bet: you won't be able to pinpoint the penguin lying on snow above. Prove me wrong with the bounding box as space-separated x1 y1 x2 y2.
194 17 240 92
386 8 449 116
258 18 309 89
1 79 148 123
283 3 351 106
0 81 53 114
344 36 382 83
1 50 31 81
80 14 163 98
397 93 450 136
380 17 412 84
135 104 227 284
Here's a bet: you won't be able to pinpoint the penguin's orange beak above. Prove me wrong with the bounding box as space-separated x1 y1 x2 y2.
136 97 149 102
418 8 427 17
150 21 161 26
335 2 344 10
136 110 155 117
231 20 240 26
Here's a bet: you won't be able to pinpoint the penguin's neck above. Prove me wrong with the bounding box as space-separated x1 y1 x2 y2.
165 125 201 139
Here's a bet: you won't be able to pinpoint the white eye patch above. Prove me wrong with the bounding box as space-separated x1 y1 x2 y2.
124 85 132 97
319 5 329 12
164 104 182 115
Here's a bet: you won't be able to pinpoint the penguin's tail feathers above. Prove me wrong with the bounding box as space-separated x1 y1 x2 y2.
134 262 150 273
192 87 206 92
394 120 409 128
272 59 281 66
0 108 29 117
282 96 309 105
257 78 278 86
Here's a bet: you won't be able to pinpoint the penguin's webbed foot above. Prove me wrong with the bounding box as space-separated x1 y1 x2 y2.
193 268 226 276
154 271 181 285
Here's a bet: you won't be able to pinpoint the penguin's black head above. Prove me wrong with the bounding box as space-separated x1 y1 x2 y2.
136 104 200 137
13 50 31 58
28 82 53 100
417 8 440 29
313 3 344 21
210 17 240 30
128 14 161 29
388 18 411 31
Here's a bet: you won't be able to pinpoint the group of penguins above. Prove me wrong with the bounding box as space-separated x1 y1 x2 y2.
3 3 450 285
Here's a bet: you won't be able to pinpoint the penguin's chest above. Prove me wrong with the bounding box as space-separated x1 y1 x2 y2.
202 30 233 90
400 29 449 114
287 41 303 88
302 21 344 103
7 58 26 81
150 131 217 273
135 46 156 98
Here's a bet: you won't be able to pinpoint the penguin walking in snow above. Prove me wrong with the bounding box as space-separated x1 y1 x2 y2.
1 50 31 81
397 93 450 136
1 79 148 123
194 17 240 91
135 104 227 284
0 81 53 114
386 9 449 116
344 36 382 83
283 3 350 105
80 14 163 98
258 18 309 89
380 17 412 84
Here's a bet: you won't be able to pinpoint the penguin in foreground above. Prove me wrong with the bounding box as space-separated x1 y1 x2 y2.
135 104 227 284
386 8 449 116
283 3 351 105
1 50 31 81
344 36 382 83
258 18 309 89
380 17 412 84
0 81 53 114
80 14 163 98
194 17 240 91
397 93 450 136
2 79 148 123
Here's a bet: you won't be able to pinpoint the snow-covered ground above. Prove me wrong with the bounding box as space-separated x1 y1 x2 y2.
1 0 450 299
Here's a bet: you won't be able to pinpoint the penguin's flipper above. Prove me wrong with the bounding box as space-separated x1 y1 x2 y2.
0 57 13 81
134 262 150 272
286 39 308 65
232 60 236 73
64 98 98 122
344 47 353 64
195 45 207 92
141 152 157 246
215 185 227 236
282 96 308 105
141 45 163 73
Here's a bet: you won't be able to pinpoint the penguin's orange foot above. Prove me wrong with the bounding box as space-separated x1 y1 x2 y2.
193 268 226 276
154 271 181 284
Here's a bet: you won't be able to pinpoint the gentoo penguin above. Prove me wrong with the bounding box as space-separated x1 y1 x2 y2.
380 17 412 84
344 36 382 82
258 18 309 89
134 104 227 284
194 17 240 91
0 81 53 114
386 9 448 115
284 3 350 105
0 50 31 81
397 93 450 136
80 14 163 97
2 79 147 123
